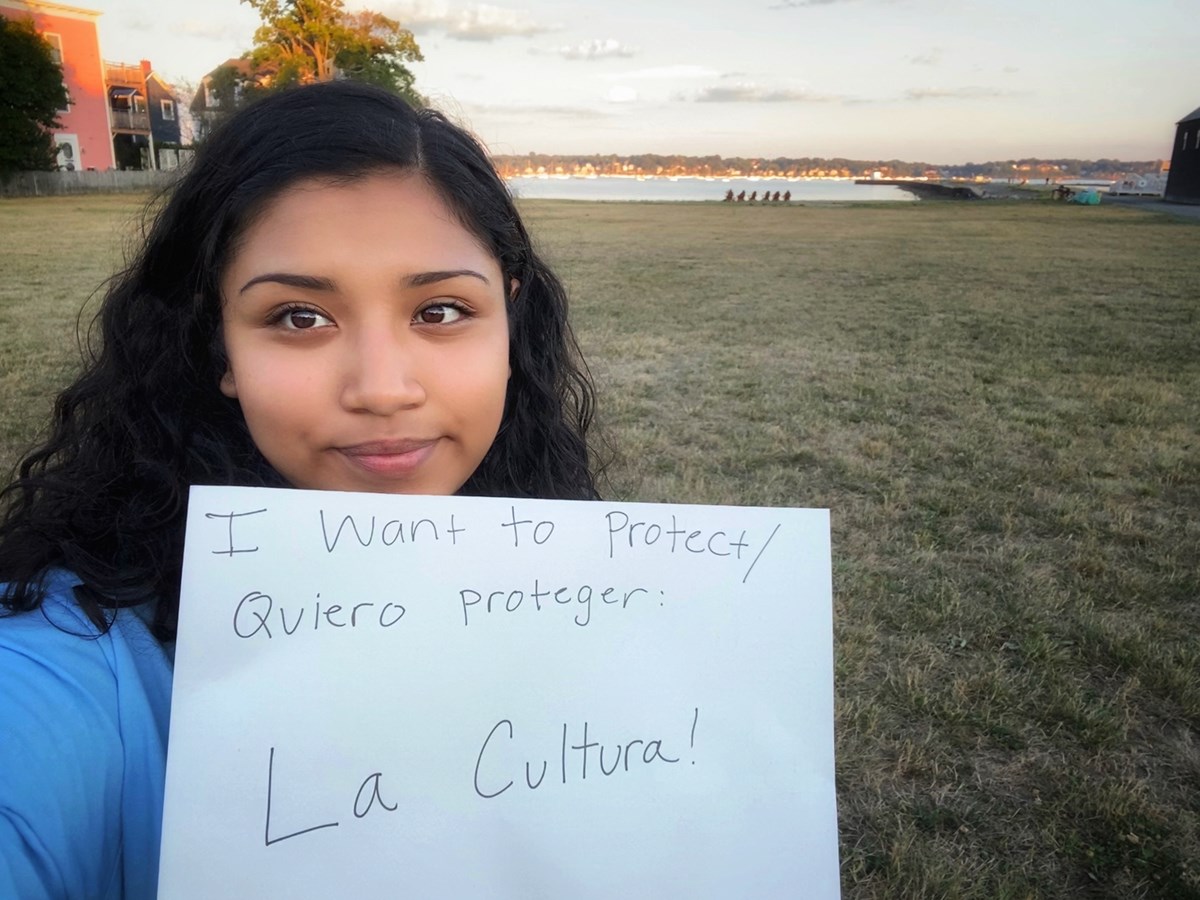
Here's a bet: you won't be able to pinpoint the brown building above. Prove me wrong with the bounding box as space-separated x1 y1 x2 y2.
105 59 153 169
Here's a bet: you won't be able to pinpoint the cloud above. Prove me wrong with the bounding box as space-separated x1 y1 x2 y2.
904 86 1016 100
387 2 560 41
556 38 638 60
119 15 156 32
605 86 639 104
462 101 607 120
601 64 721 81
1002 65 1019 74
769 0 856 8
691 83 844 103
179 20 248 41
909 48 942 66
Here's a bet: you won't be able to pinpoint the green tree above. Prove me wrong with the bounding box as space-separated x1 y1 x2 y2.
0 16 70 179
241 0 422 104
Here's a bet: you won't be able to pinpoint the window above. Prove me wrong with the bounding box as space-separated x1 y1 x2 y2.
43 32 63 65
161 99 175 120
1185 130 1191 152
42 33 70 113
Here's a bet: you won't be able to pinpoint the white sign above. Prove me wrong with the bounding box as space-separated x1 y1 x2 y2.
159 486 839 898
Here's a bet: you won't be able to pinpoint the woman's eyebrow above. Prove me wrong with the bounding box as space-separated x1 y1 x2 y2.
239 273 335 294
238 269 491 294
404 269 491 288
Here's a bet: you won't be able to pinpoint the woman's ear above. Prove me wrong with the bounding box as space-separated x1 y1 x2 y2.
219 369 238 399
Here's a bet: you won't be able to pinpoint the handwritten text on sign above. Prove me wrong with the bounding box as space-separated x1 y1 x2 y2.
159 487 839 899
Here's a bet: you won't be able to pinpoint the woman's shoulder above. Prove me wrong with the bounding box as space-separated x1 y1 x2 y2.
1 568 169 676
0 566 173 748
2 568 95 637
0 568 173 899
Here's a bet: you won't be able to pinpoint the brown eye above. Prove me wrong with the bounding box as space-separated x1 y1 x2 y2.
288 310 321 329
417 304 464 325
273 307 333 331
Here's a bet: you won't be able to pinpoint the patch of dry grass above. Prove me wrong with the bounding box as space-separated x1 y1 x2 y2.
0 194 146 461
2 194 1198 897
529 200 1200 898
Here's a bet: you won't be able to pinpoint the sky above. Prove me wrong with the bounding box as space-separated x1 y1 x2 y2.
94 0 1199 163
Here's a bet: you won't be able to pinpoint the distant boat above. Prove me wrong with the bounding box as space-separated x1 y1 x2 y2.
1108 174 1165 196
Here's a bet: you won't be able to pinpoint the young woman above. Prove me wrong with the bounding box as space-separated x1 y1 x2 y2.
0 80 597 899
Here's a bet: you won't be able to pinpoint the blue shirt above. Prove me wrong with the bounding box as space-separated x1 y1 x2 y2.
0 569 173 899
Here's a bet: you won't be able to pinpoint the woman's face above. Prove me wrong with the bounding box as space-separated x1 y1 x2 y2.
218 171 510 495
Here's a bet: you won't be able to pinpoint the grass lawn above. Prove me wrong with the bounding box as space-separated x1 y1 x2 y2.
2 194 1198 897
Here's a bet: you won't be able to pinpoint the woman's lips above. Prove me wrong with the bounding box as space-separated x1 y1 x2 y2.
337 439 439 477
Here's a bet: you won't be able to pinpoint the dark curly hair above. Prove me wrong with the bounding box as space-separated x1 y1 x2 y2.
0 81 598 640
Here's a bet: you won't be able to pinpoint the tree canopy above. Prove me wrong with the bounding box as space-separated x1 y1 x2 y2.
241 0 422 104
0 16 70 179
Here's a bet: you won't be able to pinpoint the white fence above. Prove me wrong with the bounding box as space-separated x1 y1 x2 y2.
1 169 181 198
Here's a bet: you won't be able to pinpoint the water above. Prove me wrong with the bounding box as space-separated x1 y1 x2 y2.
505 175 917 203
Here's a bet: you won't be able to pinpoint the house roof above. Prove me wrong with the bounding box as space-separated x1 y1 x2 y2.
146 71 179 94
203 58 254 80
1179 105 1200 125
0 0 101 20
201 57 279 83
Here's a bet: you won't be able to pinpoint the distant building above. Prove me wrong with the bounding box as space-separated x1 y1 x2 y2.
102 59 193 170
0 0 115 170
192 58 276 141
105 59 152 169
191 59 246 142
1165 105 1200 204
144 65 193 170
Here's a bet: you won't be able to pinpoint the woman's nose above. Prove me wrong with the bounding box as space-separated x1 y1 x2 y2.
339 329 427 415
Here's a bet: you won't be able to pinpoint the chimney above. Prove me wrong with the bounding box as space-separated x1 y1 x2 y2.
140 59 152 79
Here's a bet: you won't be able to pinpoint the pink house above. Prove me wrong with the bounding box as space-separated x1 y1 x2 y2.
0 0 115 170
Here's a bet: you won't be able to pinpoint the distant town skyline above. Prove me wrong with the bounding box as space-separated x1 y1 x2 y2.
92 0 1197 164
